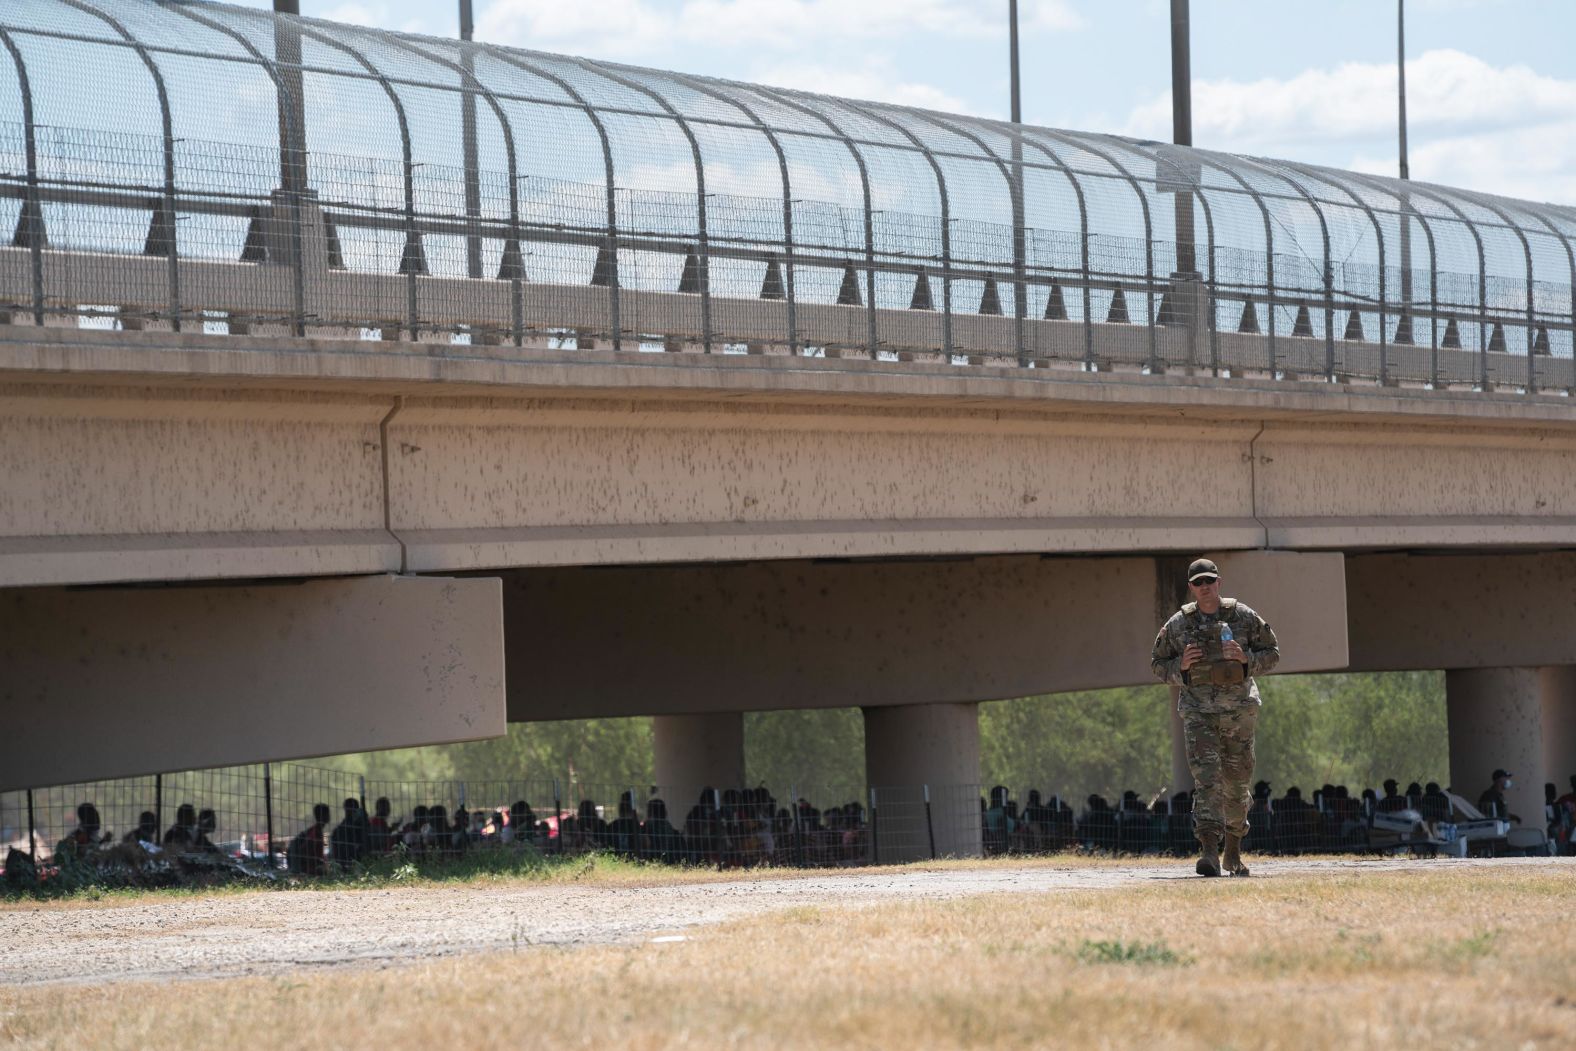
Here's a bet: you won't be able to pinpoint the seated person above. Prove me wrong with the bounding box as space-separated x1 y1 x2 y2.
640 798 683 863
286 803 332 876
1418 782 1452 823
367 797 394 854
163 803 198 849
123 811 160 847
1478 769 1520 823
329 798 369 869
507 800 537 846
607 792 641 856
1375 779 1408 814
55 802 108 861
194 809 224 854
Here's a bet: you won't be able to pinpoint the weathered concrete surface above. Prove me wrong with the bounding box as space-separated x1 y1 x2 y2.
0 575 506 791
1346 552 1576 672
653 712 745 817
3 328 1576 587
499 551 1347 720
1541 667 1576 789
864 702 982 860
1446 668 1547 827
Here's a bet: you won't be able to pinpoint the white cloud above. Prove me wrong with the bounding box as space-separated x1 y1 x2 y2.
321 3 432 34
1122 49 1576 204
752 60 970 114
478 0 1079 62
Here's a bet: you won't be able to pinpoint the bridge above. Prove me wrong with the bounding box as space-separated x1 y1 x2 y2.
4 0 1576 856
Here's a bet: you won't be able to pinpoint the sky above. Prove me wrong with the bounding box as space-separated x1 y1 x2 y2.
226 0 1576 207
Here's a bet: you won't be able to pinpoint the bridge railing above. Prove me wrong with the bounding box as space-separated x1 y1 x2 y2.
2 122 1572 394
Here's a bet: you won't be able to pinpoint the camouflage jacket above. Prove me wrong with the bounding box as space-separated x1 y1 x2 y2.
1151 598 1280 713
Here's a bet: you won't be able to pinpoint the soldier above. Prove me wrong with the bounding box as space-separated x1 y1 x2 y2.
1151 558 1280 877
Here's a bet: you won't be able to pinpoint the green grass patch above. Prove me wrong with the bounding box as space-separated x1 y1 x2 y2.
1074 938 1190 967
0 848 695 904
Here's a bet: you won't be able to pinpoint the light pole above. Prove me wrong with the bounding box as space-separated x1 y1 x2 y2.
1007 1 1027 363
459 0 482 278
1008 0 1021 124
1170 0 1196 277
1397 0 1414 342
272 0 307 195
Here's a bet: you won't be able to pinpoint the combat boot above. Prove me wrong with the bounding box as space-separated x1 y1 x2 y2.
1195 832 1221 877
1223 833 1249 877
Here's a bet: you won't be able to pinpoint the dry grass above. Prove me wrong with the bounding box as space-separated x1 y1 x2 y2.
5 865 1575 1050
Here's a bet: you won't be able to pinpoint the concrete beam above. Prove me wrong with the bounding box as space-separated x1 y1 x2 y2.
1347 552 1576 672
0 383 397 586
502 551 1347 721
0 575 505 791
7 331 1576 587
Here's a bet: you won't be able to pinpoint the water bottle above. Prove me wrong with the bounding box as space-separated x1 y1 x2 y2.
1220 622 1233 645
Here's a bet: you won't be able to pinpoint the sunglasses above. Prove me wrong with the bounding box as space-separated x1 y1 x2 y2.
1189 577 1218 586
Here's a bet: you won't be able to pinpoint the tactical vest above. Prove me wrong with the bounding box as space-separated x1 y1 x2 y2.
1180 597 1246 687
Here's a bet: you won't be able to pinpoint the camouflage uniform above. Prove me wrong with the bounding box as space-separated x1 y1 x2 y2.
1151 598 1279 842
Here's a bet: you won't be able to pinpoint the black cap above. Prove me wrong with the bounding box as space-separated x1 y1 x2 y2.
1383 778 1398 789
1187 558 1219 583
1492 769 1512 780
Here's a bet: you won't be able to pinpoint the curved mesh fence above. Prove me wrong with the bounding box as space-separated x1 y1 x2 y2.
0 0 1572 392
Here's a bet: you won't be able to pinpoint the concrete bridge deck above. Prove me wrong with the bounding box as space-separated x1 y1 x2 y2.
4 321 1574 589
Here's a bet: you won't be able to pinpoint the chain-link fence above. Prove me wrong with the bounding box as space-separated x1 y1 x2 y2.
0 0 1572 392
13 764 1526 889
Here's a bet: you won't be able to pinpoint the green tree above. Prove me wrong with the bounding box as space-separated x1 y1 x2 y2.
314 672 1449 806
745 708 864 797
981 686 1172 802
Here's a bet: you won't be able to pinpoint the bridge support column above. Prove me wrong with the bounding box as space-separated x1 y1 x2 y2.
1539 667 1576 796
652 712 744 815
862 702 981 861
1446 668 1546 827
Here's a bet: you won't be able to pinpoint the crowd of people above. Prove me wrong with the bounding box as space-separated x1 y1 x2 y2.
981 769 1576 858
10 767 1574 886
281 788 873 873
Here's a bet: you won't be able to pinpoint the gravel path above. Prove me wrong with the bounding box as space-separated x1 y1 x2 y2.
0 856 1552 987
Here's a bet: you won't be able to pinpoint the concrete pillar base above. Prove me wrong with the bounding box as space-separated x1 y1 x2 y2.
652 712 744 818
1446 668 1545 826
863 702 981 861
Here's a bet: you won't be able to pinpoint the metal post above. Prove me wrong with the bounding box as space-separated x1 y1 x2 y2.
553 779 563 855
1170 0 1197 277
273 1 308 197
924 784 937 860
1008 0 1027 364
154 773 163 836
26 789 36 865
0 30 44 326
868 788 879 865
359 775 367 813
1397 0 1409 183
264 762 275 868
458 0 482 280
791 784 805 868
1397 0 1414 364
1008 0 1021 126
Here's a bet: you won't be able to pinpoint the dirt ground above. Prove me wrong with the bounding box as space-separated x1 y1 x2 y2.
1 855 1555 988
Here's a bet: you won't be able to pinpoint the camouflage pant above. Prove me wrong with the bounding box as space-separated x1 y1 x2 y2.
1182 705 1258 841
